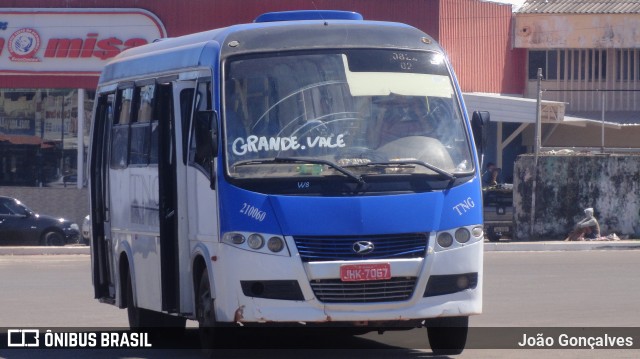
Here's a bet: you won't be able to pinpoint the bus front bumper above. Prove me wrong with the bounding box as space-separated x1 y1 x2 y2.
211 238 483 324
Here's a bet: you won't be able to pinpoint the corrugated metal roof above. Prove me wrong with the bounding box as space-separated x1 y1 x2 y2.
518 0 640 14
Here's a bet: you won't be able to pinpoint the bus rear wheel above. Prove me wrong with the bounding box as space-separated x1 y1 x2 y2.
126 272 186 330
425 316 469 356
197 268 216 351
126 272 156 329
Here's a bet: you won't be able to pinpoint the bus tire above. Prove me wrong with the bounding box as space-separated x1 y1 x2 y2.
425 316 468 356
125 272 181 330
197 268 216 351
126 272 150 329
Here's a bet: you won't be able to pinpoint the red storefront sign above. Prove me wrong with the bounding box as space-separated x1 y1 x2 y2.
0 9 166 75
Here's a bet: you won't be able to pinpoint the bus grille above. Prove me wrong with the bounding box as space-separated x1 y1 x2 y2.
310 277 417 303
293 233 428 262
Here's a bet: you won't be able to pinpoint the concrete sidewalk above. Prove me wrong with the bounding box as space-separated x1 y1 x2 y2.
0 245 90 256
484 239 640 252
1 240 640 255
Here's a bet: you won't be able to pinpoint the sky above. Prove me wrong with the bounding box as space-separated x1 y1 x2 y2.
487 0 526 10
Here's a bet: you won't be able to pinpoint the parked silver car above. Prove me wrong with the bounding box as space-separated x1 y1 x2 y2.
82 214 91 245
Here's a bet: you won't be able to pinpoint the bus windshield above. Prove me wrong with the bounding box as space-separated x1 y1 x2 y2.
224 50 473 183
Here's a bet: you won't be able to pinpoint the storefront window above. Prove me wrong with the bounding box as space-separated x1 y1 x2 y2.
0 89 94 187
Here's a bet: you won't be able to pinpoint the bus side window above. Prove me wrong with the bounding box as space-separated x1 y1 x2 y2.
180 88 195 165
110 87 133 169
149 121 159 165
129 84 155 166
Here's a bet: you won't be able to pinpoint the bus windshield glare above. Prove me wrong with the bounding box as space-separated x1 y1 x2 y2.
224 50 473 182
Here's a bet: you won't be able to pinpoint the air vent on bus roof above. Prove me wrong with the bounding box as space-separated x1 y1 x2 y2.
254 10 363 23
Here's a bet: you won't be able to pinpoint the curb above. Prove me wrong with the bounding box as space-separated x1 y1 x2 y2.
0 246 90 256
2 241 640 255
483 240 640 252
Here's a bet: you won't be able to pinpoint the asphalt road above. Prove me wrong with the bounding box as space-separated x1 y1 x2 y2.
1 250 639 358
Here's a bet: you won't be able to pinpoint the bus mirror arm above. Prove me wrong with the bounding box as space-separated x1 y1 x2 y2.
471 111 490 170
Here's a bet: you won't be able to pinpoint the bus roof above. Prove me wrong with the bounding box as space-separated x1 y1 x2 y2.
99 16 441 85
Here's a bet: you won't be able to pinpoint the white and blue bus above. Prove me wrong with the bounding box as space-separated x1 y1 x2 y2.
89 10 488 355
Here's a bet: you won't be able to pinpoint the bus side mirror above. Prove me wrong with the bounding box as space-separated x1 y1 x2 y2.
471 110 489 167
195 110 218 159
195 110 218 189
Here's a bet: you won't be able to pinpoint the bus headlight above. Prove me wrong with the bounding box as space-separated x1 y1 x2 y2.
222 231 290 256
247 233 265 249
434 225 483 252
267 236 285 253
437 232 454 248
223 232 246 245
455 228 471 243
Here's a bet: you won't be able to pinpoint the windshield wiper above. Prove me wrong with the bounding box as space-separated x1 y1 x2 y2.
233 157 365 184
349 160 457 182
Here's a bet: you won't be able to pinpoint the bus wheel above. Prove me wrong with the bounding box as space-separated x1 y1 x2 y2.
197 268 216 351
125 272 186 333
126 272 147 329
126 273 159 329
425 316 468 356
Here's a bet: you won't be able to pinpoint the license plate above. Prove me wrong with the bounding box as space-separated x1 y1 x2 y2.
494 227 510 233
340 263 391 282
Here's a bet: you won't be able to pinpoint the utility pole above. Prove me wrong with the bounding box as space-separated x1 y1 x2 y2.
601 91 605 153
530 68 542 239
60 96 65 177
77 89 85 189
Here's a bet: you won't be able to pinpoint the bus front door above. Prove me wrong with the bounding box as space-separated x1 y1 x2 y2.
91 93 116 302
127 81 182 314
156 82 181 313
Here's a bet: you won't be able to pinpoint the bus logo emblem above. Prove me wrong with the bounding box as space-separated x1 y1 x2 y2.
353 241 375 255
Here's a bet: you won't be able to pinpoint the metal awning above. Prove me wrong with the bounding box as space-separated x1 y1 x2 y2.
463 92 566 124
0 134 55 148
463 93 568 168
462 92 640 167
